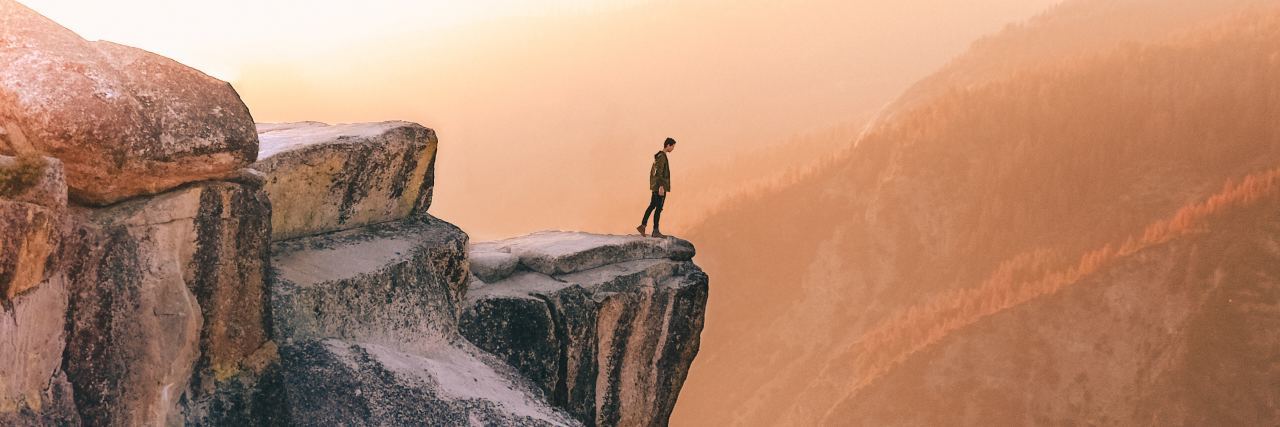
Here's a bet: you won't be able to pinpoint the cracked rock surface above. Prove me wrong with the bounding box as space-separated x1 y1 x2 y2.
462 232 708 426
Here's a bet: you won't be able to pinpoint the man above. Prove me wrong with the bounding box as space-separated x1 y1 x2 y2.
637 137 676 238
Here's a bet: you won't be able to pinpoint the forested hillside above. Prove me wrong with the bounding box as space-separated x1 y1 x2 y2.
888 0 1275 116
673 4 1280 425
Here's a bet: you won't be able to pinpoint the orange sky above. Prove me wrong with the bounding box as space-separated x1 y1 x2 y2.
21 0 637 82
22 0 1062 239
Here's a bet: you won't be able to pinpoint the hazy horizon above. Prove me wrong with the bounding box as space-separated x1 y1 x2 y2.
23 0 1061 240
12 1 1277 425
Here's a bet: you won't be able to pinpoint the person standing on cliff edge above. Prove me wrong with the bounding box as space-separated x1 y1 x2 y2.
637 137 676 238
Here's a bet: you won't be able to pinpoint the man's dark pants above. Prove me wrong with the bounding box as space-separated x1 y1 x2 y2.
641 191 666 231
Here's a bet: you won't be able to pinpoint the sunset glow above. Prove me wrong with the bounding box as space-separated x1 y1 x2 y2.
8 0 1274 424
21 0 633 81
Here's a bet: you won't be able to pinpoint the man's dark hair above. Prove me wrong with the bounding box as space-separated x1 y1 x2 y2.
664 137 677 147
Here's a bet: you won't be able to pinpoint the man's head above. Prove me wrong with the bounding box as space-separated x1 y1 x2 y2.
664 137 677 153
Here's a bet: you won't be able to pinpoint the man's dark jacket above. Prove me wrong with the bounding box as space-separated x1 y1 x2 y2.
650 151 670 192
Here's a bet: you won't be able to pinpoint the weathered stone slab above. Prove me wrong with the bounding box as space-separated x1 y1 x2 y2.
474 231 696 276
253 121 437 241
0 1 258 205
0 155 65 300
461 234 709 426
270 216 468 350
269 216 580 425
62 179 276 426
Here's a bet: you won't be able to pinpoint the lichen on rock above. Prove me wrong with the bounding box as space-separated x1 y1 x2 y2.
0 154 65 301
61 179 276 426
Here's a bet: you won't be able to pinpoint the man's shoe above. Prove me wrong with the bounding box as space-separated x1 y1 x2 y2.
636 225 647 237
651 230 667 238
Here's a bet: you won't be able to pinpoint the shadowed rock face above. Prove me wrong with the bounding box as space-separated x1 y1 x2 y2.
252 121 438 241
61 179 276 426
0 0 257 205
279 339 580 426
461 233 709 426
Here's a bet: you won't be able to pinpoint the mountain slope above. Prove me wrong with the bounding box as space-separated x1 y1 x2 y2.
829 174 1280 425
886 0 1278 118
672 4 1280 425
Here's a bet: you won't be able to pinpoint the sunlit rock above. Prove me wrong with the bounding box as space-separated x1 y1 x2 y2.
253 121 437 241
62 179 275 426
0 1 258 205
471 231 695 276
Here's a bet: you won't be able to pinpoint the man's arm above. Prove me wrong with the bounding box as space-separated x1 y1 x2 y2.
656 154 671 194
650 158 661 192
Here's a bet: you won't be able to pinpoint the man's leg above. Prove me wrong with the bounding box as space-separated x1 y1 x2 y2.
641 192 660 226
639 191 660 235
652 193 666 235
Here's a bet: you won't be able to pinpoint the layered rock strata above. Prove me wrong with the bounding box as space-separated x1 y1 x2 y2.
461 232 709 426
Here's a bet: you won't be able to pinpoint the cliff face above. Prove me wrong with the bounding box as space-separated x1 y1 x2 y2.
461 233 708 426
0 3 708 425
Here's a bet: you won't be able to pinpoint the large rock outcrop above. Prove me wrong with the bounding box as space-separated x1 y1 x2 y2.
269 216 578 425
61 178 276 426
0 0 258 205
253 121 437 241
461 232 708 426
0 6 709 425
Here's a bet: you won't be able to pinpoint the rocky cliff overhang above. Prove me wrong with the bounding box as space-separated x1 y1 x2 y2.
462 232 709 426
0 3 709 425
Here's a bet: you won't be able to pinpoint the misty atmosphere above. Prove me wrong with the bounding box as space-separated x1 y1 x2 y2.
3 0 1280 425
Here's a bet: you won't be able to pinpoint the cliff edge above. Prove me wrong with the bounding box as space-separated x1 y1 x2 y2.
0 3 708 425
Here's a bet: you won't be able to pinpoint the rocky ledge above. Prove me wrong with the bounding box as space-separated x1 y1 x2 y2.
267 224 709 426
0 3 709 425
253 121 437 241
268 217 579 425
462 232 709 426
